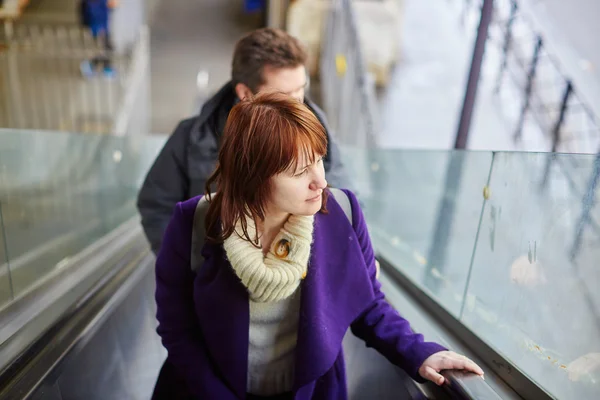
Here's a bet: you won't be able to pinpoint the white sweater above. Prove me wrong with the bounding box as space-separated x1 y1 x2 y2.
247 290 301 395
222 214 314 396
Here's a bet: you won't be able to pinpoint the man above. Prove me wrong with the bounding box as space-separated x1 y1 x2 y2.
138 28 351 255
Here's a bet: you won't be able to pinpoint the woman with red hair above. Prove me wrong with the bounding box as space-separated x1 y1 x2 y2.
153 92 483 399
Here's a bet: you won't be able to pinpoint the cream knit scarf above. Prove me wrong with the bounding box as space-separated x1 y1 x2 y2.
223 214 314 303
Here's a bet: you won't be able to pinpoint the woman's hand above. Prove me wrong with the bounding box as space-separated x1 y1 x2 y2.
418 351 484 385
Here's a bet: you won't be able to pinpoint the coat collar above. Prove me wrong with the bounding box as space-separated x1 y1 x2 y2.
194 199 375 397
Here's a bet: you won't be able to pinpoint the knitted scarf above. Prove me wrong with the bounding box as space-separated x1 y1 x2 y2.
223 214 314 302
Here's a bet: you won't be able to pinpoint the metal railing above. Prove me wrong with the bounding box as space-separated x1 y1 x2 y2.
0 19 149 135
462 0 600 262
462 0 600 155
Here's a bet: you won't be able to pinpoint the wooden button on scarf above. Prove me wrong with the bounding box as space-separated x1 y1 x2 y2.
274 238 291 259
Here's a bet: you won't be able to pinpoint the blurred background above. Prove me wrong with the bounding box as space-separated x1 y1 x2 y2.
1 0 598 151
0 1 599 399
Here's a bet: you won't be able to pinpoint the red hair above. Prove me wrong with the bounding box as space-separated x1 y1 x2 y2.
204 92 329 244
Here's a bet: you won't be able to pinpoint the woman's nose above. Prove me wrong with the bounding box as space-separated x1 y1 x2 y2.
310 175 327 191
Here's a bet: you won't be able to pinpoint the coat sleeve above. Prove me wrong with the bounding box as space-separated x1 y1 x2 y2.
137 119 192 254
345 190 447 382
155 202 230 396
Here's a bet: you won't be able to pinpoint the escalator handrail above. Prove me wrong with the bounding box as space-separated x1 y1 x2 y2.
378 256 552 400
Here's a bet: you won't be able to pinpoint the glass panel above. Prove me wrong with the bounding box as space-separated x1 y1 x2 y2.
0 201 12 308
0 129 166 300
341 147 492 317
462 152 600 399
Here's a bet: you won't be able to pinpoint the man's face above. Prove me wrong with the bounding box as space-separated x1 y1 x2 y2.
257 65 308 101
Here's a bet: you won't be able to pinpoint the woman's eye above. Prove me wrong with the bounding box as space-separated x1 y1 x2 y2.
295 169 308 177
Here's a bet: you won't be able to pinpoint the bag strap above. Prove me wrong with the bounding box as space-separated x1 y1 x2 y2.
329 188 379 277
329 188 353 225
190 189 353 273
191 195 211 272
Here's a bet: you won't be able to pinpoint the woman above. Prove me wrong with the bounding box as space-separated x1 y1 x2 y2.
153 92 483 399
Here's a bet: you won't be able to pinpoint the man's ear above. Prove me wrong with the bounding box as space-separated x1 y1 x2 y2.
234 83 254 100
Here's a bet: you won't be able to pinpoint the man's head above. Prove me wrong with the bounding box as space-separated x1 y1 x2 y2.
232 28 308 102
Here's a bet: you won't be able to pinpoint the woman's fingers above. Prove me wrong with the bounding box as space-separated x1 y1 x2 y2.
422 366 445 386
450 354 483 374
462 357 485 376
420 351 485 385
435 352 485 376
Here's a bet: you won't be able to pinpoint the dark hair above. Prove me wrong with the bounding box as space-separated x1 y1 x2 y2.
231 28 308 92
204 92 328 244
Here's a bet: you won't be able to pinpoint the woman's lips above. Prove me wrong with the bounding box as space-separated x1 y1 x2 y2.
307 193 322 202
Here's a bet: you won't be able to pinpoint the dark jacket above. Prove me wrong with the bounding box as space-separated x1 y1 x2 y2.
154 189 446 399
137 82 352 254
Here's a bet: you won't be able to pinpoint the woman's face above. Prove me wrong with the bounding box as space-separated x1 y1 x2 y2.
268 151 328 217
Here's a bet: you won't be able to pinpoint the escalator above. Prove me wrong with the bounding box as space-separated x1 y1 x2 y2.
3 0 599 395
0 130 498 400
0 215 494 400
1 129 598 399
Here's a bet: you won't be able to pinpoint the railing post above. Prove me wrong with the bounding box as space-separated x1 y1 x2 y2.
540 81 572 189
0 201 14 301
494 1 518 94
550 82 573 152
425 0 494 292
570 153 600 262
513 36 542 141
454 0 494 149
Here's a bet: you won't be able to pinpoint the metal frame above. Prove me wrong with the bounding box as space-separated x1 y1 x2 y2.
0 202 13 302
427 0 494 292
455 0 495 149
540 80 573 188
482 0 600 155
424 153 469 294
513 36 543 141
570 153 600 262
494 1 518 94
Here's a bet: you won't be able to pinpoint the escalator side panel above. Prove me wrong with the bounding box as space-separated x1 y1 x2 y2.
29 266 165 400
343 332 432 400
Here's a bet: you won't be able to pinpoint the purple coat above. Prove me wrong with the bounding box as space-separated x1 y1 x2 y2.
155 189 446 399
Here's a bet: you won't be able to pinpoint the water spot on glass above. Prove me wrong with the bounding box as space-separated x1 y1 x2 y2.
112 150 122 163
